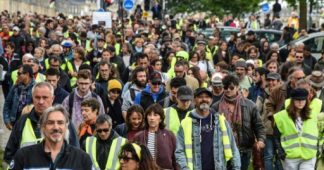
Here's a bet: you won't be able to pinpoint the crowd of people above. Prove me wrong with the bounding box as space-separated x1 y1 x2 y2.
1 4 324 170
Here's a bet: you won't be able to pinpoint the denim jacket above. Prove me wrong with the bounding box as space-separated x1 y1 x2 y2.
175 109 241 170
3 80 35 124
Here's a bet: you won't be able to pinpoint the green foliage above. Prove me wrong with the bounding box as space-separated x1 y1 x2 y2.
166 0 261 16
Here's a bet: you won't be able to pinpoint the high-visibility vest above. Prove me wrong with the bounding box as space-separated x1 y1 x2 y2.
164 107 191 135
274 110 318 160
180 114 233 170
45 58 67 70
11 71 45 84
86 136 127 170
66 60 90 87
284 98 322 118
20 118 43 148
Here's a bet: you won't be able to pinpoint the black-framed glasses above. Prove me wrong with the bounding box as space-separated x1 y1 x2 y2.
224 85 235 90
118 155 136 162
96 128 109 133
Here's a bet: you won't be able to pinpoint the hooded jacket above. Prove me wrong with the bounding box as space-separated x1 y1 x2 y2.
134 85 167 111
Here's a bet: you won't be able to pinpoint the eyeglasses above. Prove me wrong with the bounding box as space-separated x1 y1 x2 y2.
17 72 24 76
118 155 136 162
224 85 235 90
110 90 121 94
152 82 162 85
96 128 110 133
295 55 303 59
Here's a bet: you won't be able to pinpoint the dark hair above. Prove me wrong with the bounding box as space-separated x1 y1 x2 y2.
126 105 145 130
255 67 268 76
287 99 311 121
74 46 86 60
265 59 279 69
135 52 149 62
98 60 111 68
5 42 15 49
266 50 280 62
20 64 34 78
131 66 147 83
46 68 60 77
144 103 165 129
118 143 158 170
81 98 100 114
77 69 92 80
150 58 162 66
170 77 186 88
48 55 62 64
222 74 240 87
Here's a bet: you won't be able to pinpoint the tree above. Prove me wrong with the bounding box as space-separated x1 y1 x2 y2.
166 0 261 17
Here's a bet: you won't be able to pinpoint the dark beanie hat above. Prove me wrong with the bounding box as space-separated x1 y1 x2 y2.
291 88 308 100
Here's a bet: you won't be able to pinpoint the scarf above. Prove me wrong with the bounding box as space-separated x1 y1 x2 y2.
218 93 242 145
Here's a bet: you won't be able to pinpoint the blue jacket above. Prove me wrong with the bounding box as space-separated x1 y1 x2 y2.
247 85 264 103
134 85 166 110
53 87 69 104
175 109 241 170
3 80 35 124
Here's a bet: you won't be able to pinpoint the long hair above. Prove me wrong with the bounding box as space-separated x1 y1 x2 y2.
119 143 158 170
286 99 311 121
126 105 145 130
144 103 165 129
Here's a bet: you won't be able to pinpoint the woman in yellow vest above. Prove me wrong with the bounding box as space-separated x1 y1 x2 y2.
66 47 90 87
119 143 158 170
274 88 318 169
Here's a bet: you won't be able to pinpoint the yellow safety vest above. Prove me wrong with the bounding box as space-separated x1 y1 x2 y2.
164 107 191 135
274 110 318 160
284 98 322 118
180 114 233 170
11 71 45 84
86 136 127 170
45 58 67 70
66 60 90 87
20 118 43 148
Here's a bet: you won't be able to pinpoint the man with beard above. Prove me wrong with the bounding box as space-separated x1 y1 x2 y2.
212 75 266 170
121 66 147 119
9 105 92 170
247 67 268 102
235 60 253 92
4 82 79 167
211 75 224 104
95 61 112 94
175 88 240 169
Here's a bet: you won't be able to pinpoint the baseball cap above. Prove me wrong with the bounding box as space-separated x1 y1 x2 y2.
177 86 193 100
211 76 223 87
194 88 213 98
291 88 308 100
197 40 206 45
266 72 281 80
150 71 162 83
12 26 20 32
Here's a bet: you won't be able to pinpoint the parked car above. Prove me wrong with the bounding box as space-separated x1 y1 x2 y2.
279 32 324 60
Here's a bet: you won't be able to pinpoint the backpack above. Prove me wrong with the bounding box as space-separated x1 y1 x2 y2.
68 91 98 118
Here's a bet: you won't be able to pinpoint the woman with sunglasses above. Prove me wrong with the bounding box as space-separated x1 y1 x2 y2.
115 105 145 141
119 143 158 170
133 103 178 169
274 88 319 169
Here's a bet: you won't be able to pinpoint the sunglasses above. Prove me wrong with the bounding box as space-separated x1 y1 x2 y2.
110 90 121 94
295 76 305 81
118 155 136 162
96 128 109 133
152 82 162 85
224 85 235 90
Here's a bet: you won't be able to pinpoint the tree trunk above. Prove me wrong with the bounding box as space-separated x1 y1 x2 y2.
299 0 307 30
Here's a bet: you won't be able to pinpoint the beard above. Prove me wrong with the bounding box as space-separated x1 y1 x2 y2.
134 79 147 88
199 103 210 112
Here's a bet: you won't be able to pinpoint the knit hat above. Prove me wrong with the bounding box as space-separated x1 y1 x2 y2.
291 88 308 100
107 79 122 92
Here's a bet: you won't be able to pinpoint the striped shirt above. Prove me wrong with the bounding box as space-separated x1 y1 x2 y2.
147 132 156 159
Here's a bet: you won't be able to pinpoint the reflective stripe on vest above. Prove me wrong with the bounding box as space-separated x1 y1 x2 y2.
284 98 322 118
20 118 43 148
164 107 190 135
86 136 126 170
274 110 318 159
181 115 233 169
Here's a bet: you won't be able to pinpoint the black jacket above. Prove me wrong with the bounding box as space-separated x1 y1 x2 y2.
212 97 266 150
106 97 124 128
53 87 69 104
9 141 92 170
4 109 80 163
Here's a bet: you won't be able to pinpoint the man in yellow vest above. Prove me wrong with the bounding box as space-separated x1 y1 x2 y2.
3 82 79 167
175 88 240 170
84 114 127 170
164 85 194 135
